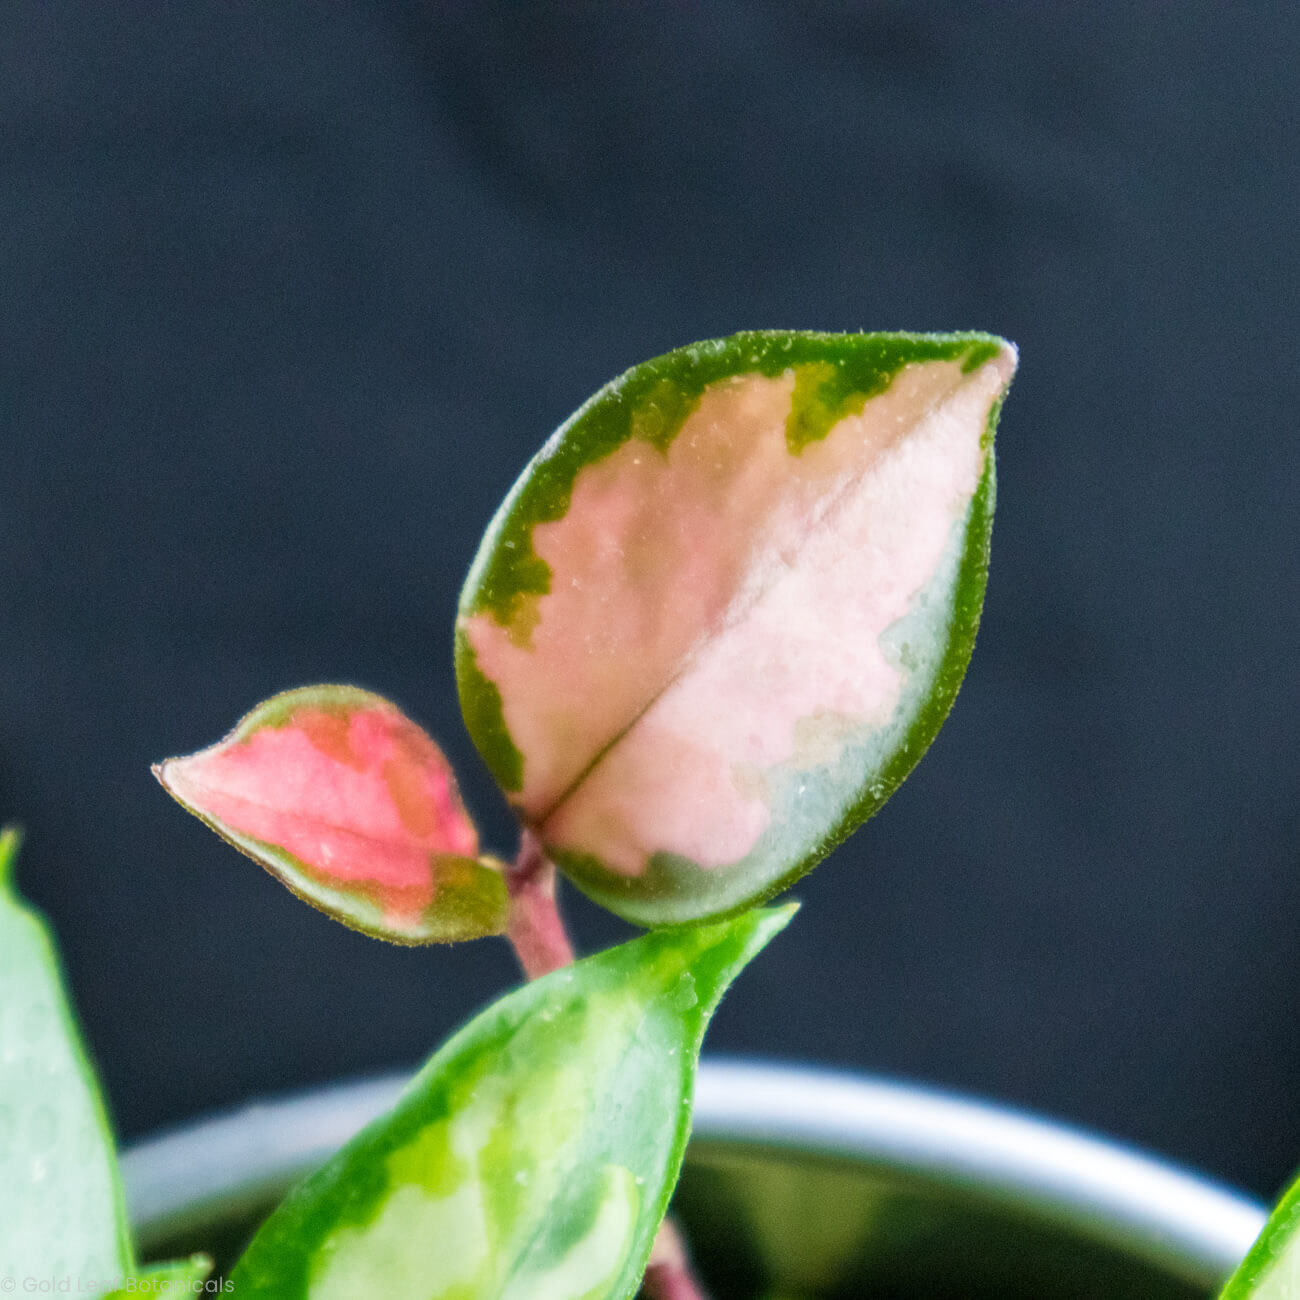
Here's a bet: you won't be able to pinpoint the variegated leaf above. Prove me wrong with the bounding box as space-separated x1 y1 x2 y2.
0 828 135 1287
228 905 794 1299
155 686 507 944
457 330 1016 925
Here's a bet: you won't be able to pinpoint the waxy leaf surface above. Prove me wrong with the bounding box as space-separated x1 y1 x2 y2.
229 904 793 1300
155 686 506 944
1217 1174 1300 1300
458 330 1016 924
0 829 135 1287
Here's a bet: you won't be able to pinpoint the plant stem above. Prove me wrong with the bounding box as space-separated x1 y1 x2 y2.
503 833 714 1300
504 829 574 979
642 1219 711 1300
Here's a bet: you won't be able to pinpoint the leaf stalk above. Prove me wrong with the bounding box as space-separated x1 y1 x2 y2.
504 829 575 979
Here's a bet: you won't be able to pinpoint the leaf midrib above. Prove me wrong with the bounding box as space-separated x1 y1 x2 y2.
532 365 976 831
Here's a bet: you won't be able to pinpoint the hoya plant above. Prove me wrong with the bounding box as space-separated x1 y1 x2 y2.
11 328 1293 1298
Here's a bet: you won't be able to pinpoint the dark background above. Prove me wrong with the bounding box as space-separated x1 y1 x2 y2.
3 2 1298 1200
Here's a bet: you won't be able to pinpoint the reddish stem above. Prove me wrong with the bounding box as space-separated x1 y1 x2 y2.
641 1219 711 1300
503 832 713 1300
504 829 575 979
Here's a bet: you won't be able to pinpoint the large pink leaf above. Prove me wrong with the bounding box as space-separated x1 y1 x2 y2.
155 685 507 943
457 331 1016 925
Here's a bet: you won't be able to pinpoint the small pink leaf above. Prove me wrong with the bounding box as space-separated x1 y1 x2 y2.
154 685 506 944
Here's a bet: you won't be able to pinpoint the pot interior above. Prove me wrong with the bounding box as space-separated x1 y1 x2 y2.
676 1141 1202 1299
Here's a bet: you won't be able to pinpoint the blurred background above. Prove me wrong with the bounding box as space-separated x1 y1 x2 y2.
2 2 1298 1201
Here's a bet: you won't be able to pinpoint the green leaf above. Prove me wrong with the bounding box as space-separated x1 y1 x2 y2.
457 330 1015 925
0 827 135 1286
97 1255 214 1297
229 904 795 1299
1216 1172 1300 1299
155 686 507 944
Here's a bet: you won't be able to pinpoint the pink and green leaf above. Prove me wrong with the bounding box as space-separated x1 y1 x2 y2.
457 330 1016 926
155 686 507 944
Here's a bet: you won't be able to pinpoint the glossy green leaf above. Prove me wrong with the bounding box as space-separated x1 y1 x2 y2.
155 686 507 944
457 330 1015 925
97 1255 214 1297
1217 1173 1300 1299
229 904 794 1299
0 828 135 1287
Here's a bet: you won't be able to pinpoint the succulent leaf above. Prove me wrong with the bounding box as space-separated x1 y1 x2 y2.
457 330 1016 925
228 904 794 1299
154 686 506 944
1217 1173 1300 1299
0 828 136 1287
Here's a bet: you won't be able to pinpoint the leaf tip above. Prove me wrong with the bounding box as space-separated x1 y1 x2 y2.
989 340 1018 397
751 898 800 944
0 823 22 890
151 754 202 819
990 335 1018 374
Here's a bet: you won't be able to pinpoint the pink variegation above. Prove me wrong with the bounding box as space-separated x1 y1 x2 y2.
155 685 507 943
458 332 1016 924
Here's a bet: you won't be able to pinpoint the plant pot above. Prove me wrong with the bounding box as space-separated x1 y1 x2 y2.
121 1059 1264 1299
